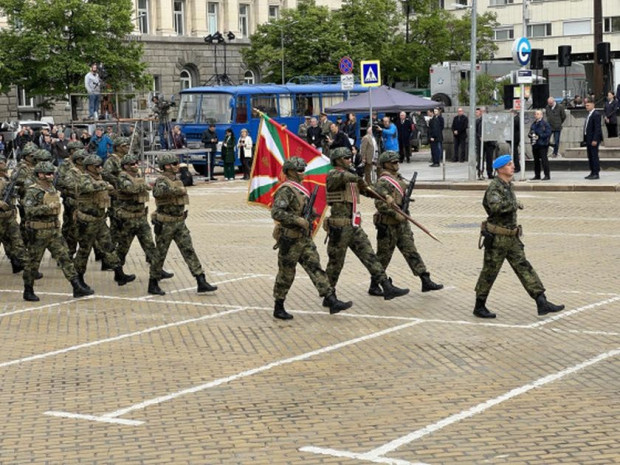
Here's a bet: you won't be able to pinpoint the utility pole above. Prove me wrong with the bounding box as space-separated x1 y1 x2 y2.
593 0 603 101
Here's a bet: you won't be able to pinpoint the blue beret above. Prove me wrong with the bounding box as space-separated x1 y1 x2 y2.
493 154 512 170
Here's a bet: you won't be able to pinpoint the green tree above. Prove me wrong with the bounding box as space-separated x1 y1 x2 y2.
0 0 150 114
458 73 500 106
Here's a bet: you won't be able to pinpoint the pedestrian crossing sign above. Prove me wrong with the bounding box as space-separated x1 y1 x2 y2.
360 60 381 87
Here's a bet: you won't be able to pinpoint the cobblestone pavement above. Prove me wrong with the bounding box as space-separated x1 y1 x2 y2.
1 179 619 465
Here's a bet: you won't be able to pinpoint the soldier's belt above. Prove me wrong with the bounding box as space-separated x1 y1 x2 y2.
76 210 105 223
280 227 304 239
484 221 521 237
116 207 148 219
25 219 59 230
0 209 16 219
373 212 400 226
325 217 351 228
152 211 186 223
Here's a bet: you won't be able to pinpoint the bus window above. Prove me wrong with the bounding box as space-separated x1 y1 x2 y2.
236 95 248 123
199 93 233 124
321 93 345 111
279 95 294 117
177 94 198 123
251 95 278 117
295 93 319 116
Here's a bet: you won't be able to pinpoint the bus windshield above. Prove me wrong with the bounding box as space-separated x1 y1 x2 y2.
177 92 233 124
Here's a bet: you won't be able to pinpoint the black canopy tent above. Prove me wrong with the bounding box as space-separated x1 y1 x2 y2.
324 85 443 113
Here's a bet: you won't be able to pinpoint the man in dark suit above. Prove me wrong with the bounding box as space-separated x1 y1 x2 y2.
395 111 413 163
451 107 468 162
428 107 444 167
583 97 602 180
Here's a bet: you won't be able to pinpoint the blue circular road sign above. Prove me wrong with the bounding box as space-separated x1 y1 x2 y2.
339 56 354 75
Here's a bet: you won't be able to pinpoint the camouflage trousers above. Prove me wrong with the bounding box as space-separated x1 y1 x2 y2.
273 235 333 301
474 234 545 299
23 227 76 286
375 221 427 277
0 215 29 267
74 217 121 275
115 215 159 279
153 220 203 278
325 222 387 288
62 200 78 256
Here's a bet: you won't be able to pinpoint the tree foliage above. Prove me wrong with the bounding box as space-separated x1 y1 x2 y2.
0 0 150 106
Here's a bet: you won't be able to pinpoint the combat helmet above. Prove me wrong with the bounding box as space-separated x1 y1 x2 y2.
157 152 178 168
121 154 139 166
329 147 352 164
113 136 130 147
33 149 53 163
34 161 56 174
83 154 103 167
379 151 400 165
282 157 307 173
21 142 38 158
71 149 89 163
67 141 84 151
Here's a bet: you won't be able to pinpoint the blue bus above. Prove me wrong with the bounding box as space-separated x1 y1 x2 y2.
175 83 369 172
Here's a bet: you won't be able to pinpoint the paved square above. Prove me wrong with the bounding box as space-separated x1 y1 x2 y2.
1 180 618 464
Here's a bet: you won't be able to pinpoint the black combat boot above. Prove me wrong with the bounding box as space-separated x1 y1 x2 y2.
23 285 39 302
380 278 410 300
473 297 496 318
196 273 217 293
71 277 94 298
11 260 24 274
101 261 113 271
368 278 384 296
323 293 353 315
420 272 444 292
160 270 174 280
77 274 93 293
536 293 565 316
273 299 293 320
148 278 166 296
114 267 136 286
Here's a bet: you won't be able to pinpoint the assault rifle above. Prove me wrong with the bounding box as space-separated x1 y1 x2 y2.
3 166 21 204
302 185 319 235
401 171 418 215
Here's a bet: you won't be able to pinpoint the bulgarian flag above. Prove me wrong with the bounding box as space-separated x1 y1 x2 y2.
248 112 331 232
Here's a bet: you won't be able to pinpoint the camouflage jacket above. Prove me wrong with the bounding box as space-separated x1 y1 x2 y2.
373 171 406 221
102 152 123 189
23 181 61 222
271 182 308 230
14 160 35 199
326 167 368 218
116 170 150 213
152 172 188 216
77 172 113 217
483 177 518 229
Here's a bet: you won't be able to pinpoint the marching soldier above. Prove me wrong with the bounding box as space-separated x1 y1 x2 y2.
103 136 130 247
0 155 29 274
21 161 92 301
474 155 564 318
74 154 134 291
58 148 89 256
271 157 352 320
115 153 165 296
151 153 217 294
324 147 409 300
371 151 443 295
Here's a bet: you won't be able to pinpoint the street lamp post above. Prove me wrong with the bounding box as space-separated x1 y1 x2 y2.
467 1 477 181
280 20 299 85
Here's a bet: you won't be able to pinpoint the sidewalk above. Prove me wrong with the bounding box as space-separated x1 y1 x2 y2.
399 150 620 192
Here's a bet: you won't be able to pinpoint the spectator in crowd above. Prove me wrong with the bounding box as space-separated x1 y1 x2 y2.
336 116 345 132
428 107 444 167
105 125 116 140
306 117 322 151
68 132 79 143
507 109 521 173
237 128 253 180
201 123 218 181
360 126 378 185
529 109 552 180
604 91 618 138
297 116 311 139
451 107 468 162
343 114 357 147
221 128 236 181
583 97 602 180
379 116 398 152
88 125 114 162
327 122 352 154
38 128 51 148
395 111 413 163
84 63 101 120
51 131 69 165
40 133 53 153
544 97 566 158
80 129 91 147
319 112 333 153
171 125 187 149
15 126 34 152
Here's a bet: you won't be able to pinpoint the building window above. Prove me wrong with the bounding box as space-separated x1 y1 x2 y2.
563 20 590 36
239 4 249 38
455 0 467 4
137 0 149 34
604 16 620 33
493 27 514 41
174 0 185 36
152 75 161 93
207 3 218 34
244 70 255 84
489 0 513 5
268 5 279 21
17 86 33 107
180 70 192 90
527 23 552 38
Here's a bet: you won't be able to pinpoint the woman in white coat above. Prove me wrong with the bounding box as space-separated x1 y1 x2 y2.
237 128 253 180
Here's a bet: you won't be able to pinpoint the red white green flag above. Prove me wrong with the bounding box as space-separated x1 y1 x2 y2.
248 113 331 231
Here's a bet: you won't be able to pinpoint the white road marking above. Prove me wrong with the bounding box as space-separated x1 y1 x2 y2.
139 274 264 300
44 321 423 425
527 295 620 328
301 347 620 463
0 295 95 317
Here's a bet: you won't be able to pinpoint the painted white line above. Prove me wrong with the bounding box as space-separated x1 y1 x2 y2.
94 295 243 309
0 306 247 369
0 296 95 318
527 295 620 328
47 321 423 424
299 446 428 465
362 348 620 459
44 411 144 426
139 274 263 300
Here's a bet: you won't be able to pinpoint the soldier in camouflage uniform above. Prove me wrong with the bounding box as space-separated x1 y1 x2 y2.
13 142 38 230
0 155 29 274
21 161 92 301
324 147 409 300
371 150 443 296
56 143 85 256
151 153 217 294
271 157 352 320
74 154 135 291
115 154 166 296
474 155 564 318
103 136 129 248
